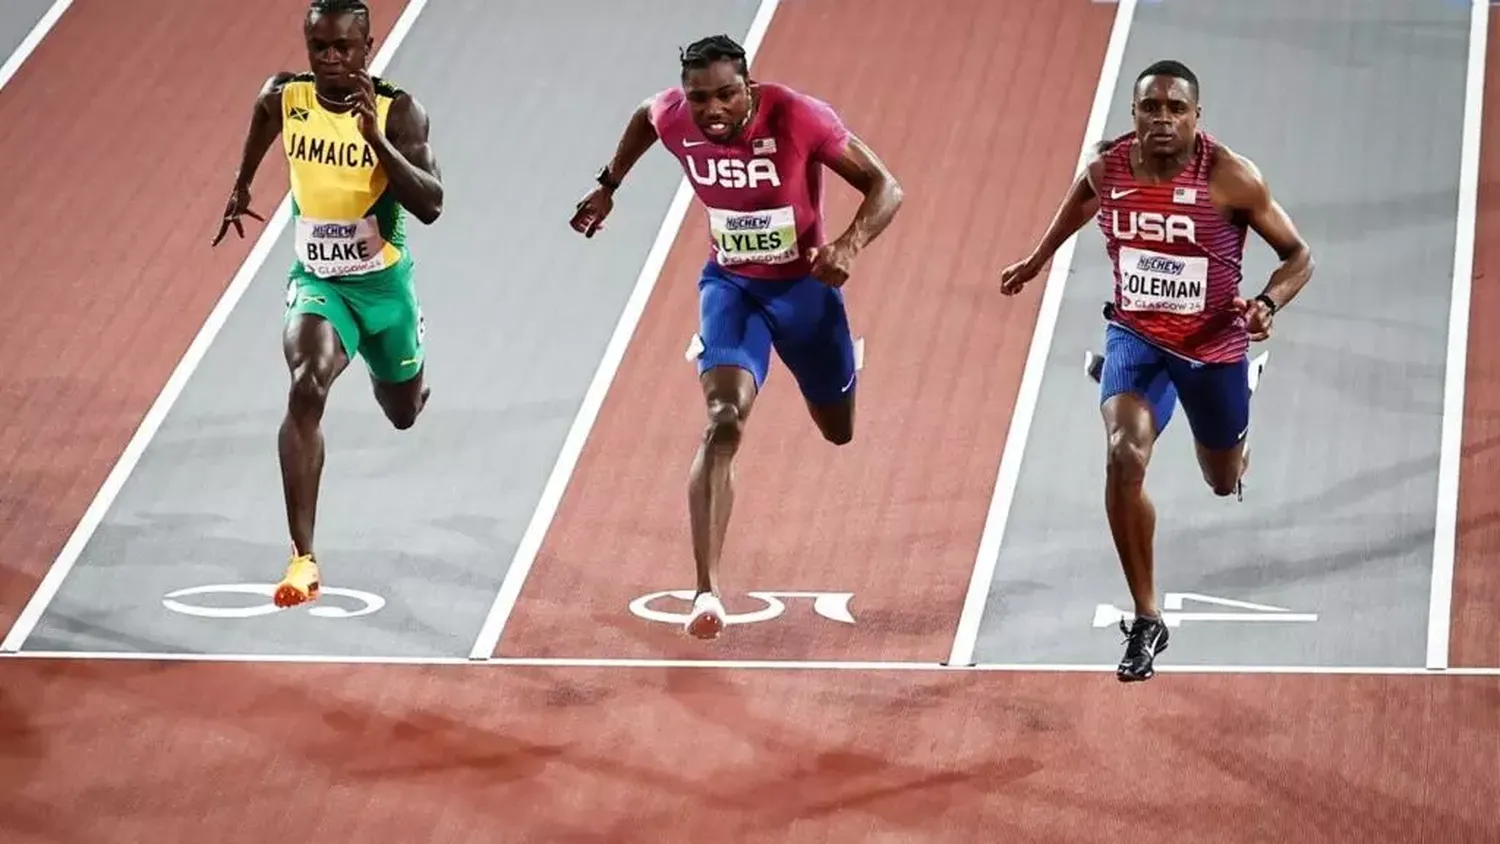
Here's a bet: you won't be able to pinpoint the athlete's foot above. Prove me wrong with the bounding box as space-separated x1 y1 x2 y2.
1117 614 1169 681
1085 350 1105 383
273 550 321 608
684 591 726 640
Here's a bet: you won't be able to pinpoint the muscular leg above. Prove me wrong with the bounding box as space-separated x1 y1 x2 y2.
805 393 854 445
688 365 758 603
1177 352 1260 499
1094 322 1176 681
1102 392 1161 619
279 313 350 560
1195 440 1247 497
359 280 430 430
775 278 859 446
682 262 774 640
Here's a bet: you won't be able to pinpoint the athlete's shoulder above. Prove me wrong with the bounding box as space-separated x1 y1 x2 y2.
1207 137 1268 207
765 82 839 122
1085 131 1131 190
646 85 686 133
1207 137 1260 179
261 71 303 98
764 83 849 157
258 72 302 118
1095 131 1134 161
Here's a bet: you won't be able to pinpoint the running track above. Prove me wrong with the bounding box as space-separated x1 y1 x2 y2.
0 0 1497 840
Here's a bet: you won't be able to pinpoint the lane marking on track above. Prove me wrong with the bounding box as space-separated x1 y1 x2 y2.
0 0 432 654
0 0 73 95
946 0 1139 668
1427 0 1488 670
3 650 1497 677
464 0 783 662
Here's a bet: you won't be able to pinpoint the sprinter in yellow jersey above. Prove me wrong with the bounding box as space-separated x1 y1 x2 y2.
211 0 444 608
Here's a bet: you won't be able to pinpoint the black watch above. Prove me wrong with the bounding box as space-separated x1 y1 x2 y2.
595 165 620 192
1254 293 1278 315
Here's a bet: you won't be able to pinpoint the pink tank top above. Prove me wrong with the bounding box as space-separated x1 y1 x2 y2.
649 82 851 281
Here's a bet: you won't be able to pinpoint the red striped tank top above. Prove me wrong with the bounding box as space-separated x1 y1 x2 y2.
1095 130 1250 363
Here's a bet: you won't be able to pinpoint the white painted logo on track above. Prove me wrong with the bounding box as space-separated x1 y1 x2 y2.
162 584 386 619
1092 592 1318 628
629 590 855 627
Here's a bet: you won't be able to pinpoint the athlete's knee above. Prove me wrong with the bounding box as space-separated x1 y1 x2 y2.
822 424 853 446
385 402 419 431
375 379 428 432
703 398 746 451
1106 428 1151 487
1200 449 1243 496
1207 474 1238 497
287 359 337 417
812 404 854 446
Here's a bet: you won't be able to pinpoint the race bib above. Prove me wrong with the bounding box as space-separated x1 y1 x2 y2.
1116 246 1208 314
294 214 391 279
708 205 798 266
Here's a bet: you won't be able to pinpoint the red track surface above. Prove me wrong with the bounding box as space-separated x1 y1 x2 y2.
1453 11 1500 669
0 2 1497 841
497 0 1113 662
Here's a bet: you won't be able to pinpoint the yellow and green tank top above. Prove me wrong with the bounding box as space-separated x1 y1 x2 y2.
280 72 408 281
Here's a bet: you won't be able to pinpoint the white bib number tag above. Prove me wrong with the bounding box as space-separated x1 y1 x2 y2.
295 214 390 279
708 205 798 266
1117 246 1208 314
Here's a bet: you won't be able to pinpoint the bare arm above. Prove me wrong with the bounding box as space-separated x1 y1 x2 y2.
823 133 903 252
570 97 659 237
369 89 444 225
1025 142 1109 272
1215 150 1314 312
211 73 289 246
998 142 1108 293
598 96 661 192
233 73 290 190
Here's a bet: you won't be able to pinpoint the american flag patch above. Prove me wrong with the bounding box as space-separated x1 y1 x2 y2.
1173 187 1197 204
752 137 777 155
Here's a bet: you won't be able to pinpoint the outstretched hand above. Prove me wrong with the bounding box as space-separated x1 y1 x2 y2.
1232 295 1275 341
211 184 266 246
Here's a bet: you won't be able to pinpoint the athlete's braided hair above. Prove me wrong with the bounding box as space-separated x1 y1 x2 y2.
680 34 749 82
308 0 371 33
310 0 369 13
1137 59 1199 100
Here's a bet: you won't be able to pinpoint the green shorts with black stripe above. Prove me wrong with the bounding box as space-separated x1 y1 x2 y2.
284 253 426 384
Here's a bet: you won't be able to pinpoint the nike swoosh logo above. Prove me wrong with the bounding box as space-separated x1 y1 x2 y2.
1111 188 1138 199
684 140 707 147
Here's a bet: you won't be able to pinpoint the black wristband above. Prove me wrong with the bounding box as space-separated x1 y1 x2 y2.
596 165 620 192
1254 293 1278 315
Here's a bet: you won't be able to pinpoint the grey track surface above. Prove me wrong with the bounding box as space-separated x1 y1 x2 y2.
972 0 1472 667
0 0 56 70
21 0 764 657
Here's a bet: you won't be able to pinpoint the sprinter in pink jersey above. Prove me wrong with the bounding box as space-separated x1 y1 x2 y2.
569 34 903 641
998 60 1314 681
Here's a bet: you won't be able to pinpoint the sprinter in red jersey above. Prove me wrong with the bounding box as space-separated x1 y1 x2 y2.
570 35 903 641
999 60 1315 681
